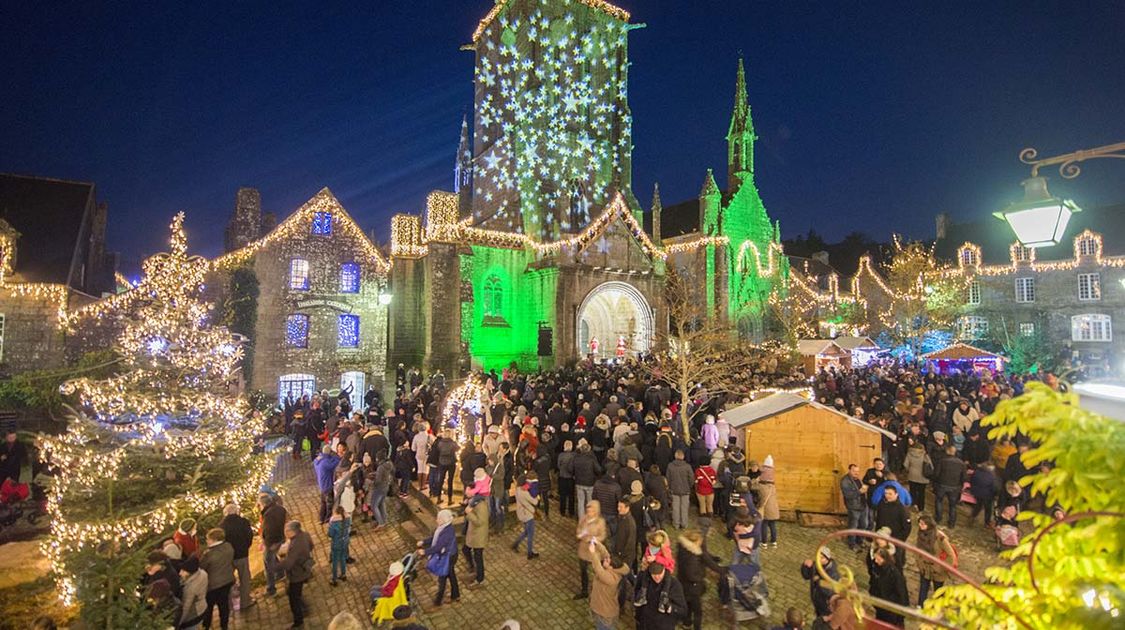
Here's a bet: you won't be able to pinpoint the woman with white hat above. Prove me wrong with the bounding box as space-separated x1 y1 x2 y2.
417 509 460 607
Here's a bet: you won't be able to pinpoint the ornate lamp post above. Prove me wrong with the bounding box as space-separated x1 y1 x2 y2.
995 141 1125 248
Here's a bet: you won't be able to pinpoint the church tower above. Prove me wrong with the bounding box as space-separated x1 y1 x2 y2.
726 58 757 193
455 116 473 215
465 0 635 239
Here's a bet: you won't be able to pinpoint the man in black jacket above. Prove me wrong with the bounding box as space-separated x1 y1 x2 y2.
572 440 602 517
591 472 622 538
874 485 911 569
634 562 688 630
220 503 256 610
613 499 637 569
932 444 966 528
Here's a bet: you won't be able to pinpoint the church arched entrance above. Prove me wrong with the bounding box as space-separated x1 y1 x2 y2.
576 281 654 361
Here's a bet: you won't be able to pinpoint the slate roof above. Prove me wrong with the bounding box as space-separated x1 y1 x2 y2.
0 173 97 289
934 202 1125 265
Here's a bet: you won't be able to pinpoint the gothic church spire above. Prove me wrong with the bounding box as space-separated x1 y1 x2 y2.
727 57 757 191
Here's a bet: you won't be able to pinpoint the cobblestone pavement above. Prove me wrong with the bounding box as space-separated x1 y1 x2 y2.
230 454 1003 629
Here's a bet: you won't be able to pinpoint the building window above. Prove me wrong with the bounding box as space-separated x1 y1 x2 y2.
1076 234 1099 258
1078 272 1101 301
312 211 333 235
1012 244 1031 262
959 315 989 340
967 280 981 305
1015 277 1035 303
286 313 309 348
1019 322 1035 337
338 314 360 348
279 373 316 402
0 313 5 362
959 246 978 267
289 259 310 290
1072 314 1111 342
340 262 360 293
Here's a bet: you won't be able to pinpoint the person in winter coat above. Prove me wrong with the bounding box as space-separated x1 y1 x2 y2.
799 547 840 620
434 430 459 505
869 548 909 628
327 506 351 585
511 473 541 559
462 495 490 587
841 465 868 549
653 426 676 473
370 454 395 528
199 528 235 630
259 493 288 597
411 423 433 491
416 509 459 606
757 455 780 548
903 441 931 511
665 450 694 529
394 442 415 497
218 504 254 611
731 510 761 566
694 461 717 517
614 498 638 569
144 551 183 600
915 515 956 606
643 465 669 529
715 416 732 451
867 527 897 581
488 453 508 531
931 445 966 527
701 416 719 452
676 529 724 630
576 499 607 599
532 447 554 519
874 485 911 569
175 519 200 559
592 471 623 537
278 520 314 629
633 562 688 630
573 440 602 517
640 529 676 573
361 424 391 465
178 556 209 630
952 399 979 434
558 440 577 517
968 462 999 526
589 545 630 630
314 446 341 523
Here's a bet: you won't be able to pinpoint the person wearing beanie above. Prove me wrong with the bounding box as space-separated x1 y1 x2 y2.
800 546 839 619
175 518 199 558
758 455 779 548
314 444 341 523
143 550 183 600
178 556 208 630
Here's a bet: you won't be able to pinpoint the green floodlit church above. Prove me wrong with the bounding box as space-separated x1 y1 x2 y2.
387 0 787 375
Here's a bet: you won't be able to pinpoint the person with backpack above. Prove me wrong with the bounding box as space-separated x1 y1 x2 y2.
589 545 630 630
915 514 957 606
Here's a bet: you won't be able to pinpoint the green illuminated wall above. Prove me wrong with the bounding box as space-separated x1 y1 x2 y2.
462 245 557 371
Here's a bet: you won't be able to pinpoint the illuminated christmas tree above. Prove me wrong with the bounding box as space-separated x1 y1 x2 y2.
41 213 273 625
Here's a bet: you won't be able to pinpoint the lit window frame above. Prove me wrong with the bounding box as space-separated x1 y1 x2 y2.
1015 277 1035 303
312 211 333 236
339 262 361 294
289 259 310 291
1071 314 1112 342
337 314 360 348
1078 272 1101 302
967 280 981 306
1019 322 1035 337
286 313 310 348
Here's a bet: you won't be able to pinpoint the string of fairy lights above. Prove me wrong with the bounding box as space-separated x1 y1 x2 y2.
39 213 274 606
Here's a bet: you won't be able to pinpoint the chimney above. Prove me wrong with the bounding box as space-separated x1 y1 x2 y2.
935 212 949 241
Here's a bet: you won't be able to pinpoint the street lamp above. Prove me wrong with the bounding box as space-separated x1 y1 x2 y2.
993 176 1079 248
996 141 1125 248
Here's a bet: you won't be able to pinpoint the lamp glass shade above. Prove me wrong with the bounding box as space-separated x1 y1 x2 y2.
998 203 1073 248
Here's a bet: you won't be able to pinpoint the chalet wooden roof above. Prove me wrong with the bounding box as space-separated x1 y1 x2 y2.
833 335 880 350
921 342 1007 362
797 339 850 357
720 392 895 438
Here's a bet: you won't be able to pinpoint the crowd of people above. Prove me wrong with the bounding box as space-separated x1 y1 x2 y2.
128 353 1056 630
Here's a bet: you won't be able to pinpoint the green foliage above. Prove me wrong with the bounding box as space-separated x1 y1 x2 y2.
995 326 1055 376
0 350 118 415
923 383 1125 629
70 538 173 630
881 239 966 352
221 265 259 386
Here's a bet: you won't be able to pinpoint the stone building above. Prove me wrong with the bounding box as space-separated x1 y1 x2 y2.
210 188 391 408
388 0 786 375
935 204 1125 375
0 174 117 375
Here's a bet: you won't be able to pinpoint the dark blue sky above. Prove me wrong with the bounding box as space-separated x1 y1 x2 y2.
3 1 1123 262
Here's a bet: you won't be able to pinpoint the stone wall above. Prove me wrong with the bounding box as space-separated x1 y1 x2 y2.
0 290 67 375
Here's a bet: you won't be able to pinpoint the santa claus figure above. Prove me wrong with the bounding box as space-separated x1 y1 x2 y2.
589 336 599 358
615 335 627 359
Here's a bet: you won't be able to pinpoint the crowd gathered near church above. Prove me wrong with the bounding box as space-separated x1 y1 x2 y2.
85 350 1059 630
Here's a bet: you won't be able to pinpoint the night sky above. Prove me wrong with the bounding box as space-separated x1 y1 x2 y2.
3 1 1124 264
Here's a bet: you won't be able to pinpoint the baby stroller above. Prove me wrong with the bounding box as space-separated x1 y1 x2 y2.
719 563 770 624
371 551 420 626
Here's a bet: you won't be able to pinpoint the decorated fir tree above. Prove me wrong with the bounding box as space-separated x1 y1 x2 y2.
41 214 273 627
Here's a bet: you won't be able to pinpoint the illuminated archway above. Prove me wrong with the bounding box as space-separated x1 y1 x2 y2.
577 281 653 359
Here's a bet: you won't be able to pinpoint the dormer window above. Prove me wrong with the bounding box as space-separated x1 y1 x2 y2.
1012 244 1032 263
312 211 333 236
958 244 979 267
1076 232 1100 258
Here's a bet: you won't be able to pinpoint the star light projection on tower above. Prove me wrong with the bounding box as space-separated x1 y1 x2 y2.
469 0 634 238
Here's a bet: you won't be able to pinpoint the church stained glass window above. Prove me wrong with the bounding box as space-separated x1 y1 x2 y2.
338 314 360 348
286 314 309 348
312 211 333 235
340 262 360 293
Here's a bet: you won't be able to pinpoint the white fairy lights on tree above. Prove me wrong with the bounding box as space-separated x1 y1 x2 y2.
41 213 273 610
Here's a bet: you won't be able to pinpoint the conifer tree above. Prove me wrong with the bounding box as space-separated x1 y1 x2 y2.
41 214 272 627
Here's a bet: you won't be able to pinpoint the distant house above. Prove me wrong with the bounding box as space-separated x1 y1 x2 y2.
797 339 851 375
0 174 117 374
721 392 893 516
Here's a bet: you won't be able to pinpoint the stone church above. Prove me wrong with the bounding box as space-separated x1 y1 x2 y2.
388 0 787 376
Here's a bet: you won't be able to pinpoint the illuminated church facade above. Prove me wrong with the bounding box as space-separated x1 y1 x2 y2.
387 0 788 376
